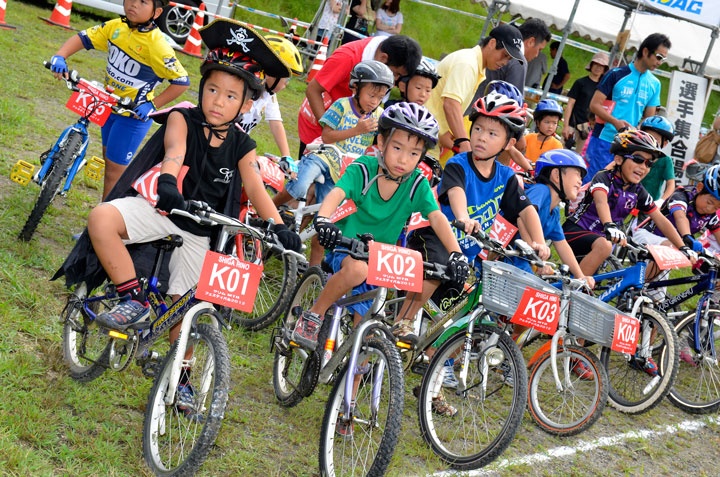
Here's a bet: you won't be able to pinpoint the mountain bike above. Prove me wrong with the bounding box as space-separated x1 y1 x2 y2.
13 61 135 241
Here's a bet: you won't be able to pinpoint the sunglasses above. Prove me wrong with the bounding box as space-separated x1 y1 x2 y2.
654 53 667 63
625 154 656 167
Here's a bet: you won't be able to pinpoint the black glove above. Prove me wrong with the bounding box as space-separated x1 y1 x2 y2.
446 251 469 285
274 223 302 252
155 173 187 213
603 222 626 244
679 246 698 262
314 216 342 249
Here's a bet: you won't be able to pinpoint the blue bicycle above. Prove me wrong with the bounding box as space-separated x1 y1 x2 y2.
13 61 135 241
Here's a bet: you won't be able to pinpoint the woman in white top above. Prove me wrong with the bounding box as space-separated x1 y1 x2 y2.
374 0 403 37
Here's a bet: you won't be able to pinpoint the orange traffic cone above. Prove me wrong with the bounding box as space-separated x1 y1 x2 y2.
0 0 17 30
179 2 205 58
40 0 76 30
306 36 328 83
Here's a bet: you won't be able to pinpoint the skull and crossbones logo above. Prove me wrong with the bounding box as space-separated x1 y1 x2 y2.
227 27 253 53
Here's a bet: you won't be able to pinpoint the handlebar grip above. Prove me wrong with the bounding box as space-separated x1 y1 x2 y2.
43 61 51 69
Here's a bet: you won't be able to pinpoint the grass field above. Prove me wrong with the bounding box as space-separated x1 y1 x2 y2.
2 1 720 476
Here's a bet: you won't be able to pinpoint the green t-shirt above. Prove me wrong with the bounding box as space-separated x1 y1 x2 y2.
641 155 675 200
334 155 439 245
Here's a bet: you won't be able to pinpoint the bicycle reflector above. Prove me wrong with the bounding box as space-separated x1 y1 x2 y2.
11 160 35 186
84 156 105 181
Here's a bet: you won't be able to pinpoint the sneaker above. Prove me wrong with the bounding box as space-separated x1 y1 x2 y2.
391 319 418 347
679 346 697 366
442 359 459 388
291 310 324 351
629 354 659 376
176 383 195 416
571 359 595 380
95 296 150 330
336 417 354 438
431 391 458 417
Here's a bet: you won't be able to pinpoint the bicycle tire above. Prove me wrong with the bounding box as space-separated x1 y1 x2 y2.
231 235 298 331
418 324 527 470
666 308 720 414
142 321 231 476
273 266 326 407
318 335 404 477
528 344 608 436
61 282 116 382
19 131 82 241
600 306 678 414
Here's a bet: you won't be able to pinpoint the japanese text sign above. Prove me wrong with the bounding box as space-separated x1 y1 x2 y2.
65 80 116 126
611 314 640 355
510 287 560 335
196 251 263 312
647 244 691 270
367 242 423 292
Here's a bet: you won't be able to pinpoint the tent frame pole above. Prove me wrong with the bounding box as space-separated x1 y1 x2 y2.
607 8 632 71
539 0 581 103
480 0 510 38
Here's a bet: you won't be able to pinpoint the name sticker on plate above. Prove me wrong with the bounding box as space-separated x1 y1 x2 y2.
647 244 691 270
196 251 263 312
510 287 560 335
367 242 423 293
611 314 640 355
66 80 116 126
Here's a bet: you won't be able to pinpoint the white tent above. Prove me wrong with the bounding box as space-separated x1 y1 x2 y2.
500 0 720 77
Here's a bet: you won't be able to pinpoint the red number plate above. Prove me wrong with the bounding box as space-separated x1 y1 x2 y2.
611 314 640 354
65 80 115 126
256 155 285 191
196 251 263 312
647 244 691 270
479 214 518 260
131 163 189 214
367 242 423 292
510 287 560 335
330 199 357 223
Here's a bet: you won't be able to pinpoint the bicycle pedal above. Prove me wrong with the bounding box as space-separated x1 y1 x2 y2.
84 156 105 181
11 160 35 186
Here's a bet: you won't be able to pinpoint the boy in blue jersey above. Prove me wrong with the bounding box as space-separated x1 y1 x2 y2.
394 92 550 345
50 0 190 198
584 33 670 183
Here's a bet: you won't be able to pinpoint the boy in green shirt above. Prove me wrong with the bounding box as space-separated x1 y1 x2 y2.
639 116 676 206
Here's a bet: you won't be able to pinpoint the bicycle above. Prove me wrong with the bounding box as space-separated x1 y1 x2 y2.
61 201 303 475
13 61 135 241
272 234 439 476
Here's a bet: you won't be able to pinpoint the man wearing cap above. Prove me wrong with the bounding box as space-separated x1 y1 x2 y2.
562 52 609 155
425 23 524 163
583 33 670 183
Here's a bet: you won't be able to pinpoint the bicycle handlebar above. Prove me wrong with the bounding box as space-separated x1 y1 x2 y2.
44 60 138 114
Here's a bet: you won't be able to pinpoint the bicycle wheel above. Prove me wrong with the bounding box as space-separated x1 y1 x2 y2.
143 321 230 476
231 235 298 331
61 282 117 382
600 306 678 414
528 344 608 436
273 266 327 407
666 308 720 414
418 324 527 470
19 131 82 241
319 335 404 477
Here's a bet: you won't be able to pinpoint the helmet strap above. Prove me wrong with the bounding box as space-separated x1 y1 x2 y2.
374 128 414 185
120 15 155 32
473 137 511 162
265 77 280 93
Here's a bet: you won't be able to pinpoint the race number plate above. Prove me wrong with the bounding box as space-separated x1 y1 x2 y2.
132 163 189 214
367 242 423 293
65 80 115 126
330 199 357 223
510 287 560 335
611 314 640 354
256 155 285 192
647 244 691 270
196 251 263 312
478 215 518 260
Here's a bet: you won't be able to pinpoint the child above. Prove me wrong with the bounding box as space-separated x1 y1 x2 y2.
290 102 467 354
394 92 551 346
50 0 190 199
639 116 676 206
524 99 564 161
273 60 395 264
316 0 342 43
385 58 440 108
80 21 301 341
238 35 303 169
484 80 533 172
563 128 692 276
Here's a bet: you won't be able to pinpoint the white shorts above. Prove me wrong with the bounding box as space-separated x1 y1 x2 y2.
109 196 211 295
631 226 669 246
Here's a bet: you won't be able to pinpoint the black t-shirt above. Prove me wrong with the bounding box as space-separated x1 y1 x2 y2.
171 108 256 236
567 75 599 127
544 57 569 93
345 0 367 33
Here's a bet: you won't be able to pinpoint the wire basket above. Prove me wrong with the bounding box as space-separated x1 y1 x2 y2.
567 291 622 347
481 261 561 316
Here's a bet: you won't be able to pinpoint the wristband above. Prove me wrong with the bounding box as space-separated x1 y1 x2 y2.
453 137 470 148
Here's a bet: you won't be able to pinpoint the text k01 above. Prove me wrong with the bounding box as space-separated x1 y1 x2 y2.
196 251 263 312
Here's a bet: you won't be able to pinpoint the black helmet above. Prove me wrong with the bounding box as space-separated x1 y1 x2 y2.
409 58 441 88
200 48 265 101
610 128 664 159
349 60 395 90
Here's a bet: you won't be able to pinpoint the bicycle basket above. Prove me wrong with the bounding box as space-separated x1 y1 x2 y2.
481 260 560 316
567 291 623 347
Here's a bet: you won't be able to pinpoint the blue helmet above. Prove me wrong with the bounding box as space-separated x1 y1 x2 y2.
535 149 588 179
640 115 675 143
704 164 720 200
484 80 523 107
533 99 563 123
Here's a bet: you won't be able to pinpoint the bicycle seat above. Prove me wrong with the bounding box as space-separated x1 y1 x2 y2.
150 235 184 251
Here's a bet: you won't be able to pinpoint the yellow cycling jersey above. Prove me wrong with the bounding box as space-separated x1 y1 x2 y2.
79 18 190 108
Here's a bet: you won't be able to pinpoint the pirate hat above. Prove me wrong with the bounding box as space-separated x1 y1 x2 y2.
199 19 291 79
